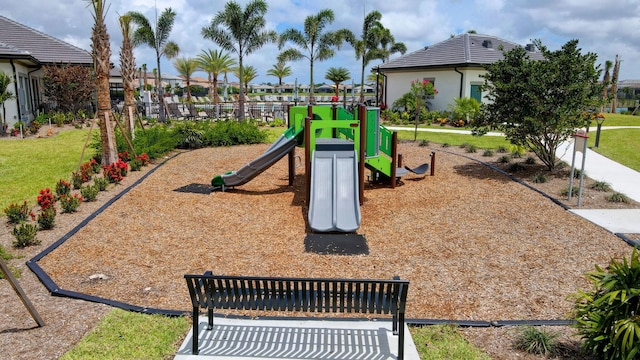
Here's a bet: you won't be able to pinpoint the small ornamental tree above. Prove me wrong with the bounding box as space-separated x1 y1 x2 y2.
42 64 95 113
409 78 437 140
473 39 605 170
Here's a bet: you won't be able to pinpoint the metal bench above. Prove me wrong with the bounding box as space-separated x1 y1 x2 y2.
184 272 410 358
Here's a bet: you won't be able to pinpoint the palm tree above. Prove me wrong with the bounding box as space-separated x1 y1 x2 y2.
201 0 277 120
196 49 236 104
128 8 180 123
141 63 148 90
278 9 352 104
118 14 136 137
87 0 118 165
610 55 620 113
173 57 199 102
601 60 612 113
266 61 292 94
325 67 350 97
233 65 258 95
0 72 15 135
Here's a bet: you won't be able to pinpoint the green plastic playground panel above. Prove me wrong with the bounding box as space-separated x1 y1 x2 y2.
365 108 380 157
365 155 393 177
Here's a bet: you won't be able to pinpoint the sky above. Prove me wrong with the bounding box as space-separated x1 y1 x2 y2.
2 0 640 86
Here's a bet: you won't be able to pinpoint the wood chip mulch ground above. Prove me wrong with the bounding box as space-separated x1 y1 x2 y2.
1 138 638 359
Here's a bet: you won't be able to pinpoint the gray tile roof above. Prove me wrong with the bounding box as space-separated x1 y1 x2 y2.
378 33 545 71
0 15 92 65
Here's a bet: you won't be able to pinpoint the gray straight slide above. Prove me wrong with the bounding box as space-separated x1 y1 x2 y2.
219 134 297 188
308 149 361 232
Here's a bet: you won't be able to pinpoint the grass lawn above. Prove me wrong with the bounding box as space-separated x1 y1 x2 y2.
589 128 640 172
595 112 640 126
60 309 189 359
0 129 95 210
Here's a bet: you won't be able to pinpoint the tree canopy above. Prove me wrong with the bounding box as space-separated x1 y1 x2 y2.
473 39 604 170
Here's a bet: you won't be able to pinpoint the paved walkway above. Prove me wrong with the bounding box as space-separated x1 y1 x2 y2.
174 317 420 360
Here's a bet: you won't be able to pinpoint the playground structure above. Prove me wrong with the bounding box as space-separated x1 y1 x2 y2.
211 104 415 233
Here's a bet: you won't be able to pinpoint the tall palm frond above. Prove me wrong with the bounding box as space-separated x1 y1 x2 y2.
202 0 277 120
173 57 199 102
127 8 180 122
196 49 236 104
266 61 292 92
278 8 353 103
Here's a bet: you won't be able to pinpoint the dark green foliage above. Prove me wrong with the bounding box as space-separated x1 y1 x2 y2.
464 144 477 153
607 192 630 203
482 149 494 157
496 145 509 153
81 184 99 202
474 39 605 170
173 122 205 149
36 207 56 230
560 186 579 197
507 163 526 172
12 223 40 247
498 155 511 163
514 326 559 355
531 173 549 183
418 139 429 147
94 177 109 191
591 180 612 192
573 248 640 360
129 159 143 171
525 156 536 165
202 120 267 146
3 201 30 224
42 65 95 114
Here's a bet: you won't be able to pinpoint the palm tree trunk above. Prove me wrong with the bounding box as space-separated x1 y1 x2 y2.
213 78 219 105
156 56 166 122
238 55 245 121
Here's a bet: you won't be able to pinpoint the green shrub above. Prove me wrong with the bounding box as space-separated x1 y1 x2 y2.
418 139 430 147
12 223 40 247
591 180 612 192
496 145 509 153
55 179 72 198
514 326 559 355
60 194 82 213
81 185 99 202
573 168 586 179
507 163 526 172
573 248 640 360
71 171 83 189
482 149 494 157
560 186 579 197
525 156 536 165
441 143 450 148
129 158 143 172
4 201 30 224
36 206 56 230
465 144 477 153
531 173 549 183
94 177 109 191
174 122 205 149
498 155 511 163
607 192 630 203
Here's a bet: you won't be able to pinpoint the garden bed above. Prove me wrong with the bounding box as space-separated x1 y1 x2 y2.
1 141 637 359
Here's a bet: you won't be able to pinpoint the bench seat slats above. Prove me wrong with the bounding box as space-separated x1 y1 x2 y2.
185 274 409 359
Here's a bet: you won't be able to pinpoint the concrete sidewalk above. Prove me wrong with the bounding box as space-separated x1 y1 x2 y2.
174 316 420 360
556 140 640 234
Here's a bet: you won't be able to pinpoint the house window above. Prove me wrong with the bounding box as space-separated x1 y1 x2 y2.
422 77 436 99
470 84 482 103
17 74 31 120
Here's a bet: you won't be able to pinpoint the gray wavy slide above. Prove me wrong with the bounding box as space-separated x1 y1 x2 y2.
308 149 361 232
217 134 297 188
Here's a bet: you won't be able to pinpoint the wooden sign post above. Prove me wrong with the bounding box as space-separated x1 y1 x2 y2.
0 258 45 327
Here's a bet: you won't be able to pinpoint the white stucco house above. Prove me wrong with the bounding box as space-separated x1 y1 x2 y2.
377 33 545 111
0 15 92 130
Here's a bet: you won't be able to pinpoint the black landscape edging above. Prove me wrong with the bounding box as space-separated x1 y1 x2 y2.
615 233 640 248
24 149 582 326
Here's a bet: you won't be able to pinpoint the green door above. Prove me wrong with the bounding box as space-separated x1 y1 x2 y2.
470 84 482 102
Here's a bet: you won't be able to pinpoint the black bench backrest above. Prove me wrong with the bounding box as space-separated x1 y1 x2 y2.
184 274 409 315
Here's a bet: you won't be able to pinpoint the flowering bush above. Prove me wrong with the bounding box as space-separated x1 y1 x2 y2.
136 153 150 166
37 188 55 210
33 206 56 230
55 179 71 198
103 159 129 183
80 161 94 182
59 194 82 213
71 171 83 189
4 201 30 224
90 158 102 174
410 78 438 101
118 151 130 162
